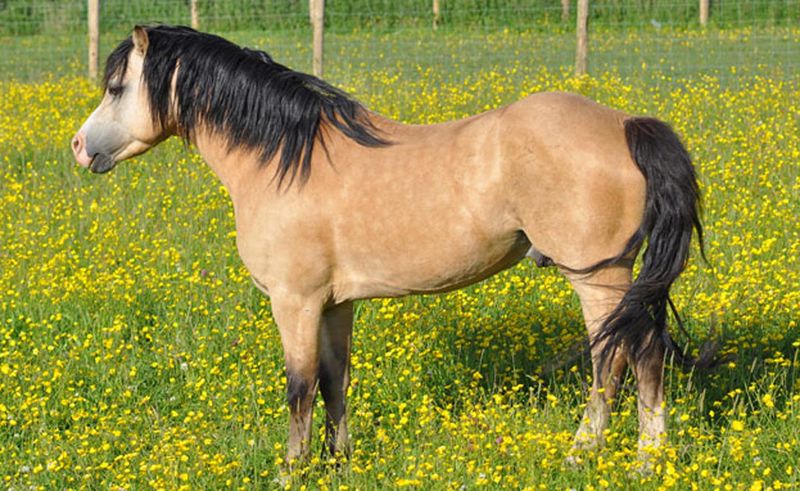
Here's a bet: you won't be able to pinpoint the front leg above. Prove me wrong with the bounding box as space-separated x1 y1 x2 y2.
319 301 354 457
271 294 325 464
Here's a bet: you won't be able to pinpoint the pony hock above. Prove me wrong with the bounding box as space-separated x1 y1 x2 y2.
71 25 704 466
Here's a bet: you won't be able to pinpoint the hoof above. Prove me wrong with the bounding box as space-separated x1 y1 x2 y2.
634 444 663 477
564 453 585 467
279 456 310 487
274 473 290 489
565 439 600 468
632 458 655 478
569 433 603 453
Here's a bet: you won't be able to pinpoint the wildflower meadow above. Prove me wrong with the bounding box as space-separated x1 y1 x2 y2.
1 27 799 490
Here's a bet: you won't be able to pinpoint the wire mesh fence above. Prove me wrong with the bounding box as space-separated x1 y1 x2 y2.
0 1 797 85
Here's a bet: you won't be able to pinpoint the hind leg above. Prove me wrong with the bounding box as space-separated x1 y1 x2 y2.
633 335 666 461
564 265 632 452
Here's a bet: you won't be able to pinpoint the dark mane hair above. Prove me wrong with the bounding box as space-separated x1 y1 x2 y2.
104 25 388 186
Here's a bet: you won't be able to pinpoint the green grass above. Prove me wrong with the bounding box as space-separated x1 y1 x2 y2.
0 25 799 490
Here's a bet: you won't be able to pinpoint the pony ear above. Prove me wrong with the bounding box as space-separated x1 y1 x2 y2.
132 26 149 56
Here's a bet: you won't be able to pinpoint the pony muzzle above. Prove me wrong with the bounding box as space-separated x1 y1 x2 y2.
71 132 93 168
89 153 118 174
71 131 117 173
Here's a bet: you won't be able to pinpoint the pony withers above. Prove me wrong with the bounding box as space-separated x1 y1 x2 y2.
71 25 704 467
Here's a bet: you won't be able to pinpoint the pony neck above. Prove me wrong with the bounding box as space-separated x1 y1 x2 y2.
192 128 267 202
190 112 402 201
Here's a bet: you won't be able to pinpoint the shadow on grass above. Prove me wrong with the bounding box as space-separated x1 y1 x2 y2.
409 284 798 426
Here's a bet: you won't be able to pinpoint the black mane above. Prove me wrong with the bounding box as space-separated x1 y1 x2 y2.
104 25 388 186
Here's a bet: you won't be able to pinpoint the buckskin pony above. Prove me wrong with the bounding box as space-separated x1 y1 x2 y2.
71 25 704 466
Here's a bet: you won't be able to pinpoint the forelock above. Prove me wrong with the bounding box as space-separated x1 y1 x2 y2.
103 37 134 90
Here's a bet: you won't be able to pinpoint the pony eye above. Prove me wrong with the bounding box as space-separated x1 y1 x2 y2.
108 85 125 97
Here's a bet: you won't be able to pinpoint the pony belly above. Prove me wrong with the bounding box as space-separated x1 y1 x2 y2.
412 240 531 295
336 232 531 300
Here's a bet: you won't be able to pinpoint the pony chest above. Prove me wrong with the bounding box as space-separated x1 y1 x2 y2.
234 231 275 288
232 211 333 296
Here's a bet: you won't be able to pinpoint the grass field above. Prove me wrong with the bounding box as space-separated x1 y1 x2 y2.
1 27 799 490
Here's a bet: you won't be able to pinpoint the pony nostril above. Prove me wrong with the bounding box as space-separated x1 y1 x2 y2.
72 133 84 153
71 132 95 168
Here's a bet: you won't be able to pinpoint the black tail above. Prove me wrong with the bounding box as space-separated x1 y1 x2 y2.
590 117 705 370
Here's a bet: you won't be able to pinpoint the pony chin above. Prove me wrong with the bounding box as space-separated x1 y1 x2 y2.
89 139 154 174
89 153 118 174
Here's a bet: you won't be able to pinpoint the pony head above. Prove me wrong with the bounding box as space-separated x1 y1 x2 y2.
71 26 170 173
72 25 386 183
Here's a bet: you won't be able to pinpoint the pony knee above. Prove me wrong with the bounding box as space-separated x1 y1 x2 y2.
286 370 316 411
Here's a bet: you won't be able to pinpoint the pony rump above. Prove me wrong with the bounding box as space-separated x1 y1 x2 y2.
104 25 389 186
588 117 705 372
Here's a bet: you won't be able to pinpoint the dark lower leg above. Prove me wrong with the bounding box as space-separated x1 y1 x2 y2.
318 302 353 457
285 369 318 463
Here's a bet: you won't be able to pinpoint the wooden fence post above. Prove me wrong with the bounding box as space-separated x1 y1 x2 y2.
699 0 709 26
575 0 588 75
433 0 440 30
88 0 100 79
310 0 325 77
191 0 200 29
